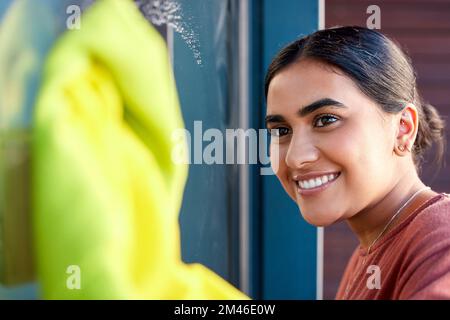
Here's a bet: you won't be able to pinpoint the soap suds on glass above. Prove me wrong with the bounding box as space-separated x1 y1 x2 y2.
136 0 202 65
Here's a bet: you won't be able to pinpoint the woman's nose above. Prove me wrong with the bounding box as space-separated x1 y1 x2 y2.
285 132 319 169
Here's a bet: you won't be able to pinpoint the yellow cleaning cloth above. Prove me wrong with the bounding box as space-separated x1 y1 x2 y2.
32 0 248 299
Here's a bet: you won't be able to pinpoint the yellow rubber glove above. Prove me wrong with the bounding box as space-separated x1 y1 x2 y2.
32 0 248 299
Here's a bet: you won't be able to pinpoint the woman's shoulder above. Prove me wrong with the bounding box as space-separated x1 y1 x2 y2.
395 193 450 299
401 193 450 249
413 193 450 225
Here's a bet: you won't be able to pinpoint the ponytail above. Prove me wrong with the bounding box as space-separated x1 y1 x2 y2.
414 102 447 174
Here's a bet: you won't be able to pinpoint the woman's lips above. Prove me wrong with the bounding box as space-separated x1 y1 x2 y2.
295 172 341 196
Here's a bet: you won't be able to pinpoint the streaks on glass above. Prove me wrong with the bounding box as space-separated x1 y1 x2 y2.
135 0 202 65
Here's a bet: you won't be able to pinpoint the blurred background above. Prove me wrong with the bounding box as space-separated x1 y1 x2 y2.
0 0 448 300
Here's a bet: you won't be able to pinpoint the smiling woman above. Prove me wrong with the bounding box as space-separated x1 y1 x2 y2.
264 26 450 299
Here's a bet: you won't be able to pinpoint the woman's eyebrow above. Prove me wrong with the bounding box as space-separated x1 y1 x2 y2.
265 114 285 127
265 98 346 128
298 98 347 117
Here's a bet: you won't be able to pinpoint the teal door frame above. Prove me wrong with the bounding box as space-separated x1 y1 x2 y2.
253 0 324 300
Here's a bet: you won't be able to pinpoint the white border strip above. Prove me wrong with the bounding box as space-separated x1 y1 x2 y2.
239 0 251 296
318 0 325 30
316 0 325 300
316 227 324 300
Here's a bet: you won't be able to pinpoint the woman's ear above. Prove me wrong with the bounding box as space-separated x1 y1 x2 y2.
394 103 419 156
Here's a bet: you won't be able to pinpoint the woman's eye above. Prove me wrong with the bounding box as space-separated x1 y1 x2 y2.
314 114 339 127
269 127 290 137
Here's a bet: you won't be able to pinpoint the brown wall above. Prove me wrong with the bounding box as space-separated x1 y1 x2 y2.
324 0 450 299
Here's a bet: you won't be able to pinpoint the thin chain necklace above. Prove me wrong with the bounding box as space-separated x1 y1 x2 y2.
342 186 431 299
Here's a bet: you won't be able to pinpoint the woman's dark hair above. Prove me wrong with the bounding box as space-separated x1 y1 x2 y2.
265 26 446 175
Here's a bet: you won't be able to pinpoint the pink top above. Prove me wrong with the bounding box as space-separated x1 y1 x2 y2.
336 193 450 300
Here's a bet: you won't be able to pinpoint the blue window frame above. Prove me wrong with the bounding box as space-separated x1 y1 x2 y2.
259 0 322 299
0 0 322 300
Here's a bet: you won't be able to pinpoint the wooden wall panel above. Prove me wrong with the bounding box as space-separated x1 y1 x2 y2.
324 0 450 299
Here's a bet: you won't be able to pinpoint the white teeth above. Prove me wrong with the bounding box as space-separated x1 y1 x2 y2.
298 173 339 190
315 177 322 186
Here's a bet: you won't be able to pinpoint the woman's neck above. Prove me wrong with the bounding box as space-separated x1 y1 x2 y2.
347 173 437 250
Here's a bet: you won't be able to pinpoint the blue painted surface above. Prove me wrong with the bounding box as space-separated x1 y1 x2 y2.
174 0 234 283
261 0 319 299
246 0 263 299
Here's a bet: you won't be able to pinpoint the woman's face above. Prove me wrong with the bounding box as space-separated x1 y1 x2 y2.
266 59 399 226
